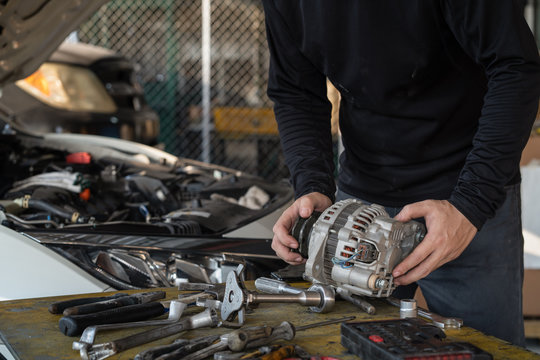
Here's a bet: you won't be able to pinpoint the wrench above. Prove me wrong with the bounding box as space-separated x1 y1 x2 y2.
180 316 355 360
386 297 463 329
176 282 227 307
72 300 186 356
80 308 219 360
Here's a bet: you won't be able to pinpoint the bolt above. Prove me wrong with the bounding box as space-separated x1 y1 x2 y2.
375 278 388 289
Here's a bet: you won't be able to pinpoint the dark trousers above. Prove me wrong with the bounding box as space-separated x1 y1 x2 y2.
336 184 525 346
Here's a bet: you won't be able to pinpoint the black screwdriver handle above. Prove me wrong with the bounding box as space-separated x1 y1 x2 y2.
58 302 166 337
48 293 129 314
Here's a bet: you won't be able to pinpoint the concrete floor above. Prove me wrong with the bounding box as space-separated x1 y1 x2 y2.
526 338 540 355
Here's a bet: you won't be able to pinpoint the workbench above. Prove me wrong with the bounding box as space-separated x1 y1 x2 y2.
0 286 538 360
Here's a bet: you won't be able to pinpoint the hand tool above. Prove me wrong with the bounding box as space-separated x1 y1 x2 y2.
72 300 186 356
137 335 221 360
48 293 129 314
62 290 166 315
254 277 306 295
398 298 417 319
341 318 492 360
81 308 219 360
133 338 189 360
180 315 356 360
222 266 335 325
177 282 226 304
256 277 376 315
256 344 296 360
386 297 463 329
59 301 167 336
335 288 376 315
212 344 284 360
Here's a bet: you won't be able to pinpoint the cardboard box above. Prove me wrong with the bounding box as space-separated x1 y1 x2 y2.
523 269 540 316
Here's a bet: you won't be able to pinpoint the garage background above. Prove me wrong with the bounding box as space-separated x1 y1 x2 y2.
77 0 289 181
77 0 540 182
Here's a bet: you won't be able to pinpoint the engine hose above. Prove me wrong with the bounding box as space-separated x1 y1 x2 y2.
27 199 84 223
5 213 60 228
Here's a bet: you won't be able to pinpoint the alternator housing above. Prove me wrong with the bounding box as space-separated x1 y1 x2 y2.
293 199 425 297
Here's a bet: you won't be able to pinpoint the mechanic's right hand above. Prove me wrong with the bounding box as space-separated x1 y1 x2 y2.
272 192 332 265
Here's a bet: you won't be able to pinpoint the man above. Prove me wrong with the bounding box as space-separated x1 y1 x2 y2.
262 0 540 345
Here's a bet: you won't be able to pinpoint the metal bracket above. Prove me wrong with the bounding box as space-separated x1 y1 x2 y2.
220 264 247 325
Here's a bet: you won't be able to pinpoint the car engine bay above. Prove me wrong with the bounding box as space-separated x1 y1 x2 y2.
0 129 293 290
0 133 291 236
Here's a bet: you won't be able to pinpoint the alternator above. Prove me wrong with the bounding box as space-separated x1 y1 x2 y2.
291 199 425 298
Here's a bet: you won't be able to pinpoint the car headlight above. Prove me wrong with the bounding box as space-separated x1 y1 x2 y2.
16 63 117 113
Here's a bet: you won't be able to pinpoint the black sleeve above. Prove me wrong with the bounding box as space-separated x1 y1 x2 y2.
262 1 336 201
442 0 540 229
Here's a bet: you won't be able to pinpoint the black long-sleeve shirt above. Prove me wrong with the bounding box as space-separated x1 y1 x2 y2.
262 0 540 229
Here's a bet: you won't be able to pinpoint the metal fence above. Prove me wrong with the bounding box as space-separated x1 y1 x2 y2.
78 1 539 183
78 0 289 181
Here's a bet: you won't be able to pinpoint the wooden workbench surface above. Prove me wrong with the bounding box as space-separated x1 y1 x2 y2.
0 286 538 360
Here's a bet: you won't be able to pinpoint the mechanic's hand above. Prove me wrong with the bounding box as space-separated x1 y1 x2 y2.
392 200 477 285
272 192 332 265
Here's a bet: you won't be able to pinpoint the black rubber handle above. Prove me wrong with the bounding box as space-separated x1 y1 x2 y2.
48 293 128 314
63 295 142 316
58 302 166 337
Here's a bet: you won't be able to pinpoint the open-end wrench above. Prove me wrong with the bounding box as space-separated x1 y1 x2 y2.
79 308 219 360
60 302 168 337
386 297 463 329
72 300 186 356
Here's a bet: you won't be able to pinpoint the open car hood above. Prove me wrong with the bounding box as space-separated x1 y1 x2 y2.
0 130 294 292
0 0 296 296
0 0 109 86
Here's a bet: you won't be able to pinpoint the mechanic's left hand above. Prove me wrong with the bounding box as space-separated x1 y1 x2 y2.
392 200 477 286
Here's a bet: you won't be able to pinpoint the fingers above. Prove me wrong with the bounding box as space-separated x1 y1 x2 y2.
272 206 299 246
394 200 430 222
393 238 444 285
394 251 441 286
297 193 332 216
271 236 305 264
298 196 315 218
392 200 477 285
392 238 433 280
272 207 306 264
272 192 332 265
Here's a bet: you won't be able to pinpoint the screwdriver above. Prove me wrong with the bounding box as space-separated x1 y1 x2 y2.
257 344 295 360
180 315 356 360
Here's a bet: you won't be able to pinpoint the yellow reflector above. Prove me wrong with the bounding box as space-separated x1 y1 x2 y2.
23 70 50 97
